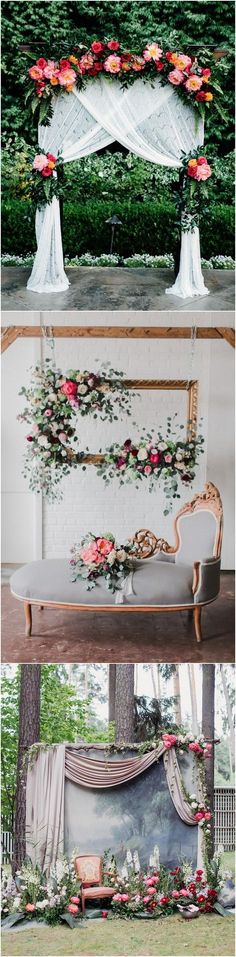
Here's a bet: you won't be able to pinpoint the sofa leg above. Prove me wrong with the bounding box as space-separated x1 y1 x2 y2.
24 602 32 637
193 606 202 643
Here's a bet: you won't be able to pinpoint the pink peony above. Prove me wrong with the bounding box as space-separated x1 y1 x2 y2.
104 54 121 74
43 60 58 79
195 162 212 181
81 543 99 564
58 68 77 87
188 742 204 755
171 54 192 71
33 153 48 171
185 74 203 92
143 43 163 61
180 888 190 897
96 538 114 556
162 732 177 748
121 894 129 902
29 65 43 80
168 69 184 86
113 893 122 902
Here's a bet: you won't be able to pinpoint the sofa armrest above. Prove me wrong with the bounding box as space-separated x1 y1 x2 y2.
131 528 174 560
193 557 221 604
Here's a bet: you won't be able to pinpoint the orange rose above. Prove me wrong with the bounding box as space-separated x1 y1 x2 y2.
50 76 59 86
205 92 213 101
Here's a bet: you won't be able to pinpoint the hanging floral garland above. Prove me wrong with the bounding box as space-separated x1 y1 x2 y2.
96 425 204 513
25 41 221 125
70 532 136 592
18 361 136 499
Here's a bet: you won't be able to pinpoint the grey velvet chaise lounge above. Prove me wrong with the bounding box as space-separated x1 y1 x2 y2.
10 482 223 644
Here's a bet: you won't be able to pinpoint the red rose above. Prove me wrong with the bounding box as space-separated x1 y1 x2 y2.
61 380 78 397
149 451 160 464
160 896 170 905
91 41 104 53
47 153 57 163
101 910 108 918
196 91 207 101
165 52 173 61
155 61 164 71
41 166 53 177
204 902 213 912
94 62 104 72
36 58 48 69
202 68 211 79
107 40 120 51
207 889 217 899
121 52 132 61
197 894 206 903
60 59 71 70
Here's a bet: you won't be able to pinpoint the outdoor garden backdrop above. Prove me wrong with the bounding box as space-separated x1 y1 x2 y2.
1 0 235 264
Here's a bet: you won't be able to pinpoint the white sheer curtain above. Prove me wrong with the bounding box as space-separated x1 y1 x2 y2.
27 76 208 297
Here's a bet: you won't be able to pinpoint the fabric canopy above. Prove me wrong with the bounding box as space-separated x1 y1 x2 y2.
26 743 204 872
27 76 209 298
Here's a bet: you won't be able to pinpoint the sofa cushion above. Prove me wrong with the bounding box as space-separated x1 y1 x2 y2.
10 558 194 608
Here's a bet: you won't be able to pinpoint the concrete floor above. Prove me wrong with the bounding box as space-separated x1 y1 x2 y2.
1 267 235 312
2 573 234 663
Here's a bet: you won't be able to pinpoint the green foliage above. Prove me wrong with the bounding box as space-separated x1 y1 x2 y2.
2 195 234 258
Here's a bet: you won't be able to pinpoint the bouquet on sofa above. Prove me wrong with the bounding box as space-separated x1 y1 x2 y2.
70 533 136 592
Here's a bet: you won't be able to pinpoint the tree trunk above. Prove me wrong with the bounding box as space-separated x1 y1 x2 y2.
173 666 182 725
156 665 161 701
220 665 235 774
108 664 116 724
150 664 157 699
188 663 198 735
115 665 134 743
13 665 41 874
134 664 138 696
202 664 215 856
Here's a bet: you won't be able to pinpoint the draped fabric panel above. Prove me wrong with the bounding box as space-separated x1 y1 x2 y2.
26 744 203 872
26 77 208 298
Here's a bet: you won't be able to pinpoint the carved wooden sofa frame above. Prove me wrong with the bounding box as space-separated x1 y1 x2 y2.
10 483 223 644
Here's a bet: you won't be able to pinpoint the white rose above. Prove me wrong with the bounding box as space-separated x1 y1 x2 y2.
116 549 126 562
107 549 116 565
77 384 88 395
191 802 198 809
137 447 148 461
175 462 185 471
48 393 57 402
176 452 184 461
157 442 167 451
190 794 196 801
37 436 49 448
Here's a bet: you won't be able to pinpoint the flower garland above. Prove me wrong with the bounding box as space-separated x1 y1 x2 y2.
26 42 219 125
29 150 64 208
96 427 204 513
70 532 136 593
18 362 135 499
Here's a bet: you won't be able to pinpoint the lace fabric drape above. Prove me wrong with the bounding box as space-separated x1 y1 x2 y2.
27 76 208 297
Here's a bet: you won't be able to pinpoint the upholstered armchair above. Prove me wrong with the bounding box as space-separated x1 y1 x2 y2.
74 855 115 914
131 482 223 642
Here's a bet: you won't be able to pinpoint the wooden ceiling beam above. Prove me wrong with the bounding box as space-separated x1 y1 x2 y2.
1 325 235 352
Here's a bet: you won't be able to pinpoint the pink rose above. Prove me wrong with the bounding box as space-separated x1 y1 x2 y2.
58 432 67 443
147 887 155 895
194 812 205 821
204 812 212 821
45 409 52 417
25 903 35 912
58 68 77 87
70 896 80 904
43 60 58 79
180 888 190 897
60 380 78 397
33 154 48 171
195 162 212 181
188 742 204 755
67 903 79 914
144 465 152 475
107 40 120 51
113 893 122 902
163 733 177 748
143 896 150 904
168 69 184 86
29 65 43 80
164 453 172 463
172 890 180 898
96 538 114 556
121 894 129 902
81 543 99 564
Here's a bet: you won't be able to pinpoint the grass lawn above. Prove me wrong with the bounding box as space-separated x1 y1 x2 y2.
1 915 235 957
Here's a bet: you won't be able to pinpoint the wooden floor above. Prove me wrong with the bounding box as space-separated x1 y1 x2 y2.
2 574 234 663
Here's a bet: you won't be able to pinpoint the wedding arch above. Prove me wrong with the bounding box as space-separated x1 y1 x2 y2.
25 42 218 298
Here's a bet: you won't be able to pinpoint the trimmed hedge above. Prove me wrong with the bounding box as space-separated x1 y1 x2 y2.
2 199 234 259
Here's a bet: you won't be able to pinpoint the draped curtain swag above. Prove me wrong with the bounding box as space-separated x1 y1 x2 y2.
26 743 204 872
27 76 209 299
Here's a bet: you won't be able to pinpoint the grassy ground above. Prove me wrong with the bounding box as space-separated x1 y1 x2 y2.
1 915 235 957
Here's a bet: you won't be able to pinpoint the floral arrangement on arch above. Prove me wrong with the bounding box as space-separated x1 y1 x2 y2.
175 148 213 232
18 361 136 500
96 420 204 513
25 41 221 125
29 150 64 208
70 532 136 593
